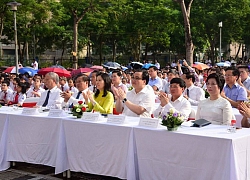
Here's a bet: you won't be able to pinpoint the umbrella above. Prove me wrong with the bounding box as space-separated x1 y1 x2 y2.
50 65 66 69
194 62 203 65
4 66 18 74
71 68 93 77
216 62 230 67
90 65 103 70
38 67 71 77
192 63 210 70
142 63 155 69
102 62 121 69
130 62 143 69
122 66 128 71
19 67 38 76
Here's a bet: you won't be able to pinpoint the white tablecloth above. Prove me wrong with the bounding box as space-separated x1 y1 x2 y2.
133 125 250 180
63 117 137 180
0 113 9 171
6 113 68 174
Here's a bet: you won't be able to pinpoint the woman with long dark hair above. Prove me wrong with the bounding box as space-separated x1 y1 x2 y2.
84 72 114 114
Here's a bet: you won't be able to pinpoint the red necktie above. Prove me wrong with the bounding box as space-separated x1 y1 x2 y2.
33 88 38 97
14 93 19 104
61 85 64 91
3 92 7 101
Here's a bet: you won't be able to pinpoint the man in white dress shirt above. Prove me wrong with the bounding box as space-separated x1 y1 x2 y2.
59 76 69 92
154 78 191 120
114 69 155 117
0 80 13 105
89 70 99 93
181 72 205 106
61 74 89 107
36 72 63 108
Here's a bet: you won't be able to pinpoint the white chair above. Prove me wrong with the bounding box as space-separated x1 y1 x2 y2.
188 108 196 121
22 97 39 107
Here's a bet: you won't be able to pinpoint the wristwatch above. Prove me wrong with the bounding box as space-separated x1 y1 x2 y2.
122 98 127 103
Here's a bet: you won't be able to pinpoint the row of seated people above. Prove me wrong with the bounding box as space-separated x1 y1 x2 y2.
0 67 249 128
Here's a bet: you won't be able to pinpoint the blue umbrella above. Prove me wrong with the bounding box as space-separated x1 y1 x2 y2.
216 62 230 67
102 62 121 69
130 62 143 69
142 63 155 69
19 67 37 76
122 66 128 71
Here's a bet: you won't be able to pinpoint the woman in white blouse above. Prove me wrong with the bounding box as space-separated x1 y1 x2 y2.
196 73 232 125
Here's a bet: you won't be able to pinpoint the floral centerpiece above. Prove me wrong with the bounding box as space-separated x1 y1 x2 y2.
72 101 88 118
128 86 133 91
160 108 184 131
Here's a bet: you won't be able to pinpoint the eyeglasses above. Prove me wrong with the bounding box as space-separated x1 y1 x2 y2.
131 76 143 80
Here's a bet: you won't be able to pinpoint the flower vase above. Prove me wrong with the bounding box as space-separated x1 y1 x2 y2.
76 114 82 118
167 126 178 131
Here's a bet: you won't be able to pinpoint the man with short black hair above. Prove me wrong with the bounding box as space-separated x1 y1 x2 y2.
154 78 191 120
114 69 155 117
0 80 13 105
181 72 205 106
237 65 250 96
148 66 163 92
61 74 89 107
221 66 247 108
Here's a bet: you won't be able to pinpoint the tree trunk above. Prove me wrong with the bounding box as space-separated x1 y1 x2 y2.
235 43 242 60
61 43 65 65
145 43 149 61
112 39 116 62
72 17 78 69
175 0 194 65
99 35 103 65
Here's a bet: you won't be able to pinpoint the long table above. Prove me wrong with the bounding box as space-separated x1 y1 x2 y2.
0 112 9 171
134 125 250 180
0 107 249 180
63 118 137 180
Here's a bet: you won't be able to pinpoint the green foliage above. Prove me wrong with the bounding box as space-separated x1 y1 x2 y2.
1 0 250 67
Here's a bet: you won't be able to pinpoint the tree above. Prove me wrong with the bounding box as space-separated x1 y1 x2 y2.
173 0 194 65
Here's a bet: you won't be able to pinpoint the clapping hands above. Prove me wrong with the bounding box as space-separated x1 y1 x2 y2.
113 87 126 101
82 90 94 104
239 102 250 118
158 92 169 107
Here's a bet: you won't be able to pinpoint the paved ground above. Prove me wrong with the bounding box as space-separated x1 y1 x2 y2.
0 162 122 180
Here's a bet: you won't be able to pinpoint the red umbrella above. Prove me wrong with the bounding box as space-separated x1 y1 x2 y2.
4 66 18 74
90 65 103 70
71 68 93 77
38 67 71 77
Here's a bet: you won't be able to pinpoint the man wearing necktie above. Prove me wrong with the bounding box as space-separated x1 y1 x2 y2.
89 70 99 93
61 74 90 107
181 72 205 106
0 81 13 105
36 72 63 108
59 77 69 92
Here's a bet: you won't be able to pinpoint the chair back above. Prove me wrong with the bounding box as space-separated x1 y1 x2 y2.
22 97 39 108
